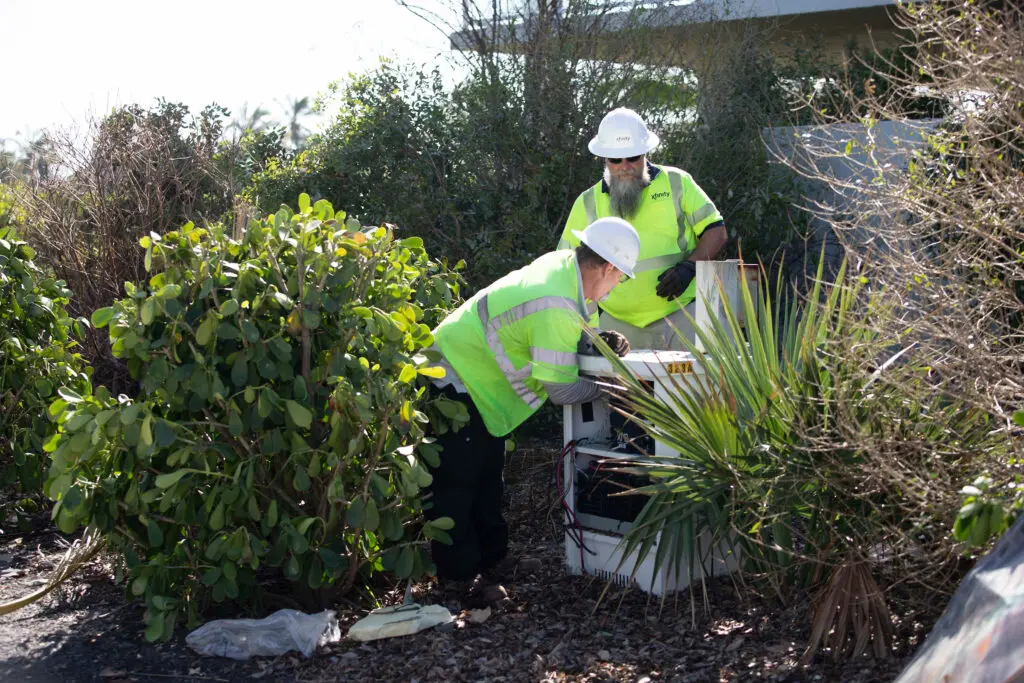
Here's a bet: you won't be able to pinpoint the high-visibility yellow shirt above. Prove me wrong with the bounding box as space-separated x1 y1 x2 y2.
558 163 723 328
433 251 588 437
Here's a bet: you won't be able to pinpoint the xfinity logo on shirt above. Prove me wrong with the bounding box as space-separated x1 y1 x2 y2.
650 191 670 200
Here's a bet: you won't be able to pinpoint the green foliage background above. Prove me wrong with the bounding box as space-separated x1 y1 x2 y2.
0 226 90 496
246 48 808 290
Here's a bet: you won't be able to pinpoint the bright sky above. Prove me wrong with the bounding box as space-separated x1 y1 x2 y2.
0 0 458 142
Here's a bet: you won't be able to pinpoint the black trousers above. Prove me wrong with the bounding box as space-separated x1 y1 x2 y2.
425 384 509 581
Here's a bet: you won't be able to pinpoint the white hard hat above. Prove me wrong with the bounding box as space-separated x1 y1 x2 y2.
588 107 660 158
572 217 641 278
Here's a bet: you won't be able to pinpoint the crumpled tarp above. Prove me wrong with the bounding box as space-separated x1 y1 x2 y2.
347 603 454 642
895 514 1024 683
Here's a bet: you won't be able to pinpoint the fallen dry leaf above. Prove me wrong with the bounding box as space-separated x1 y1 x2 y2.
468 607 492 624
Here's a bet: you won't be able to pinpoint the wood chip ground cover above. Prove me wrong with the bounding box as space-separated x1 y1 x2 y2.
0 446 934 682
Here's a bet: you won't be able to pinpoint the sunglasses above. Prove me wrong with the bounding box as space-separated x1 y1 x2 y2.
606 155 643 165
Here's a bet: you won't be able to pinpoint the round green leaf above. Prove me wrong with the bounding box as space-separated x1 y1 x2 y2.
154 421 176 447
284 555 301 579
363 498 380 532
140 415 154 446
395 546 414 579
57 387 83 403
293 467 311 492
91 307 115 328
398 364 417 384
154 283 181 300
196 315 217 346
202 567 222 586
141 299 156 325
144 615 164 642
219 299 240 316
210 503 225 531
247 495 261 521
430 516 455 531
285 400 313 429
147 520 164 547
155 470 189 489
131 575 148 596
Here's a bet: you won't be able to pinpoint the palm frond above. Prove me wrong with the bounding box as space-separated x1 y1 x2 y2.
0 527 105 616
587 254 909 658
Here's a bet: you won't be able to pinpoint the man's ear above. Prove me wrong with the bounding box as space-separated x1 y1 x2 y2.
603 262 617 278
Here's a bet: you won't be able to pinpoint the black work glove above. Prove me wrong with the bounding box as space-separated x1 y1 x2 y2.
577 330 631 357
598 330 630 357
656 260 697 300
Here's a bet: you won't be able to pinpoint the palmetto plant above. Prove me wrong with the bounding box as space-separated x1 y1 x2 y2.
594 258 997 660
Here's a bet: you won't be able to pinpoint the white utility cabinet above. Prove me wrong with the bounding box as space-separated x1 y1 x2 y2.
561 261 751 594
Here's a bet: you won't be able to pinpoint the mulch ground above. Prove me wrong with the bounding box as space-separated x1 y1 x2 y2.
0 445 937 683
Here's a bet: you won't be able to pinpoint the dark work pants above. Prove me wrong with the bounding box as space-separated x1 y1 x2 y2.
425 384 508 581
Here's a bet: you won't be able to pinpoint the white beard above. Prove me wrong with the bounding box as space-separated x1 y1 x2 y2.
605 164 651 220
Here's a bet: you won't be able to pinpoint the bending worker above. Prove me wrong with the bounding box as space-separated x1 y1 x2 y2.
425 217 639 607
557 107 728 350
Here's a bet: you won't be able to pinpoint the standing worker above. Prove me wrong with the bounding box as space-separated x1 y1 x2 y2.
425 217 639 608
557 107 728 350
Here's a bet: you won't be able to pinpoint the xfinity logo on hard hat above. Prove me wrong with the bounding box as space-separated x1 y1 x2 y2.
589 108 660 159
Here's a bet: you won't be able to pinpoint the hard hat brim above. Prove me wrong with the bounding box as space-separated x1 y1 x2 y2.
572 229 636 278
587 131 660 159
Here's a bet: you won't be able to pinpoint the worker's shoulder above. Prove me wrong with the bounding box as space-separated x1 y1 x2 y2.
571 178 603 199
655 163 695 181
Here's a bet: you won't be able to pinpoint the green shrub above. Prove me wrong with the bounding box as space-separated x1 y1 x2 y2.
0 185 24 233
45 196 466 640
952 472 1022 549
0 227 90 496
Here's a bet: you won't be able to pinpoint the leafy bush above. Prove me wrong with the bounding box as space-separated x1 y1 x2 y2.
45 196 465 640
0 227 90 495
0 185 25 232
602 260 1008 660
952 472 1022 549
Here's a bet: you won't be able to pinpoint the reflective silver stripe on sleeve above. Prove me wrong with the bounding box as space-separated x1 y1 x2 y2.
667 170 691 257
477 294 580 411
667 169 692 255
668 171 685 229
583 187 598 224
544 378 605 405
690 202 718 227
634 253 684 273
557 237 571 249
530 347 577 366
429 351 468 393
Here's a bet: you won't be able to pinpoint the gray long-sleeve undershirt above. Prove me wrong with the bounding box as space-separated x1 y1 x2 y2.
543 376 605 406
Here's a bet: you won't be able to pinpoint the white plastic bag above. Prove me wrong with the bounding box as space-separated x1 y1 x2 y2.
186 608 341 660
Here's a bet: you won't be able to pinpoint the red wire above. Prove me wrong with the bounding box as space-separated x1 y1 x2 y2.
556 440 589 571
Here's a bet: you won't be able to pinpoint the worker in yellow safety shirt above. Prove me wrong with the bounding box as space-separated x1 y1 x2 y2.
425 217 639 608
557 107 728 350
